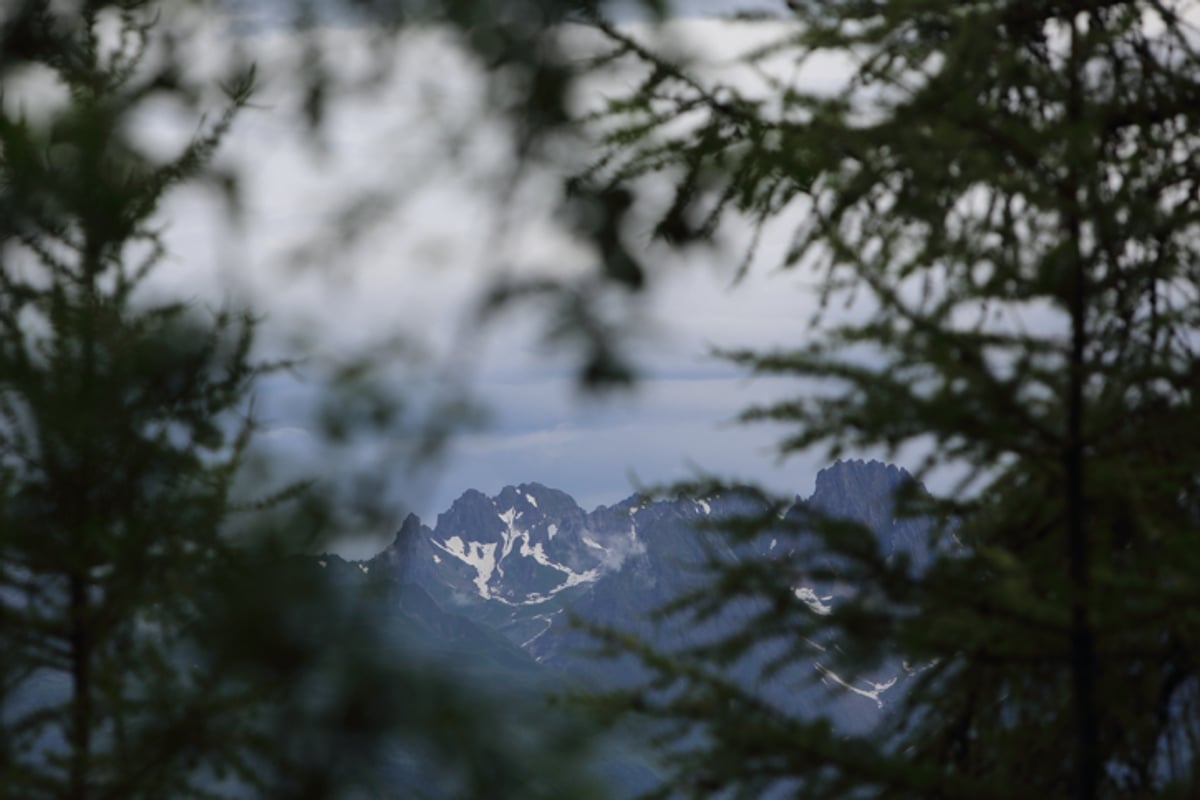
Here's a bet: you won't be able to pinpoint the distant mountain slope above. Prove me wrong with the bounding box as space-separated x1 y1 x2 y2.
336 459 928 731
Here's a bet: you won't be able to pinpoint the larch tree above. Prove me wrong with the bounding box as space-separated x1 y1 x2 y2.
0 3 280 795
0 2 611 798
566 1 1200 798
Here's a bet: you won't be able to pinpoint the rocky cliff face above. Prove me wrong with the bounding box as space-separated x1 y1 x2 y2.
810 459 909 531
804 459 930 569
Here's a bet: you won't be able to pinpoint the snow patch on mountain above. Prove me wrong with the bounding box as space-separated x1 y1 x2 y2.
497 508 524 572
816 666 897 709
433 536 500 599
484 505 604 601
521 612 559 651
795 586 833 616
524 538 600 590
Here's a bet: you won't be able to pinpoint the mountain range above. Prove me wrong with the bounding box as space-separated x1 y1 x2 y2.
319 459 930 728
2 458 930 797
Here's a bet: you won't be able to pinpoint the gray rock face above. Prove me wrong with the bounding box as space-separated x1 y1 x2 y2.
803 459 931 569
810 459 909 530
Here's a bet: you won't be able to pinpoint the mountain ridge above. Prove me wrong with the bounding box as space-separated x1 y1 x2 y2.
329 459 923 695
298 459 931 795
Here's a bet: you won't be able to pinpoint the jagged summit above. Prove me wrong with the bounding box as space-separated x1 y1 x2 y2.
814 458 910 498
373 459 928 610
386 482 605 607
809 459 928 565
392 512 423 544
811 459 911 523
384 513 426 567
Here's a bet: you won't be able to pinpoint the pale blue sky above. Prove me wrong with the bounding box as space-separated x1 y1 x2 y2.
169 2 859 556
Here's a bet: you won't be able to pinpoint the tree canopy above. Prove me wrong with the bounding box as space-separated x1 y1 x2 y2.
0 2 615 797
568 2 1200 798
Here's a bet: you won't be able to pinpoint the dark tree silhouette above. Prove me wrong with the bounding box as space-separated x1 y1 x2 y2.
569 2 1200 798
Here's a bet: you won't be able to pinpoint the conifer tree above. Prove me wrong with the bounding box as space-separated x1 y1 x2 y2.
0 3 609 798
0 4 274 795
571 2 1200 798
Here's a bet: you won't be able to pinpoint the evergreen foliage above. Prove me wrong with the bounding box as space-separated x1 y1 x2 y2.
0 3 609 798
572 2 1200 798
0 5 272 795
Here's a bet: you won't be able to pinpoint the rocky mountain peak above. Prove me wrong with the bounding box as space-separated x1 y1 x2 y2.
811 460 910 525
392 512 424 544
373 513 434 583
442 488 496 516
808 459 929 566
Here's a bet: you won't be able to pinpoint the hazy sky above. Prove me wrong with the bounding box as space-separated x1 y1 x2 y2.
164 4 865 556
181 0 1193 559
